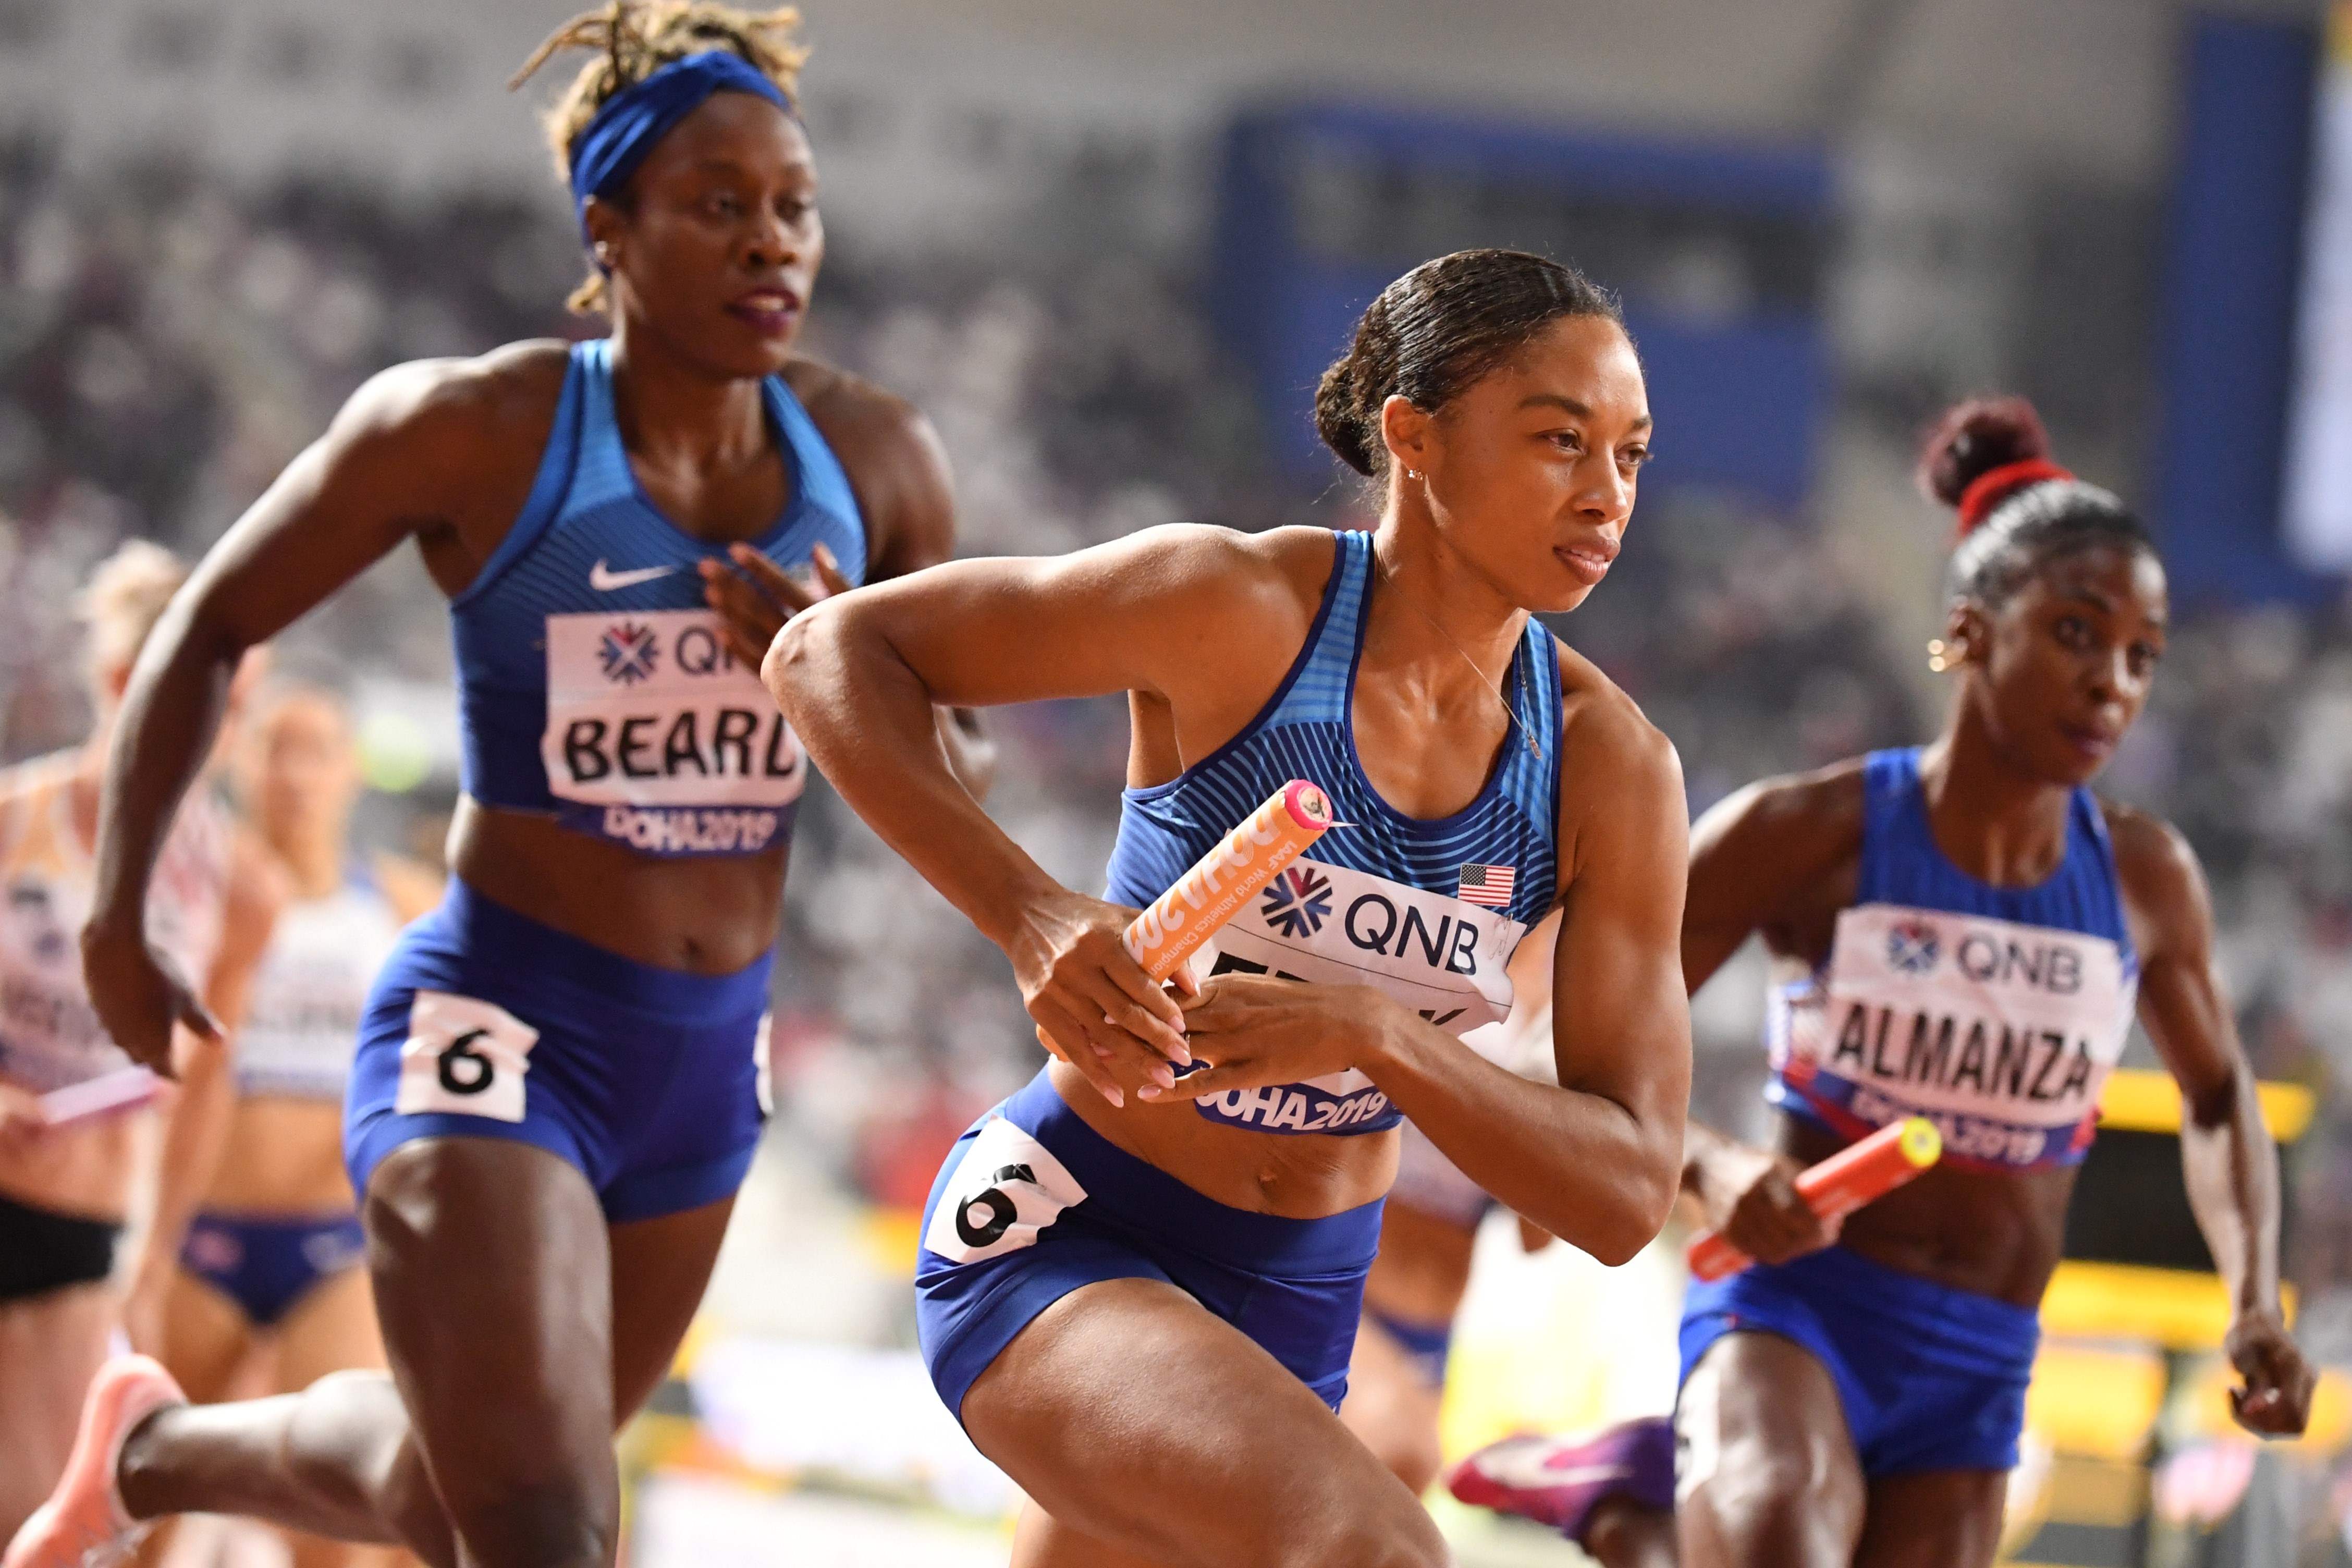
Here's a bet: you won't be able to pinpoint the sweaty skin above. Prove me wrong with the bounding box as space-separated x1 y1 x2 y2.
767 311 1692 1568
1668 543 2312 1568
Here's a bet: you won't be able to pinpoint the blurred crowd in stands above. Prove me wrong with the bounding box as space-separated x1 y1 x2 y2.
9 140 2352 1340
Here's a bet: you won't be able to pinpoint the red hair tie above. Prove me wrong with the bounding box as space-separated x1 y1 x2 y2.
1955 458 2073 538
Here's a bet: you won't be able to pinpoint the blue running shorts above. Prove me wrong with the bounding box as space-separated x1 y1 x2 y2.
915 1069 1383 1425
1679 1243 2040 1477
345 879 770 1222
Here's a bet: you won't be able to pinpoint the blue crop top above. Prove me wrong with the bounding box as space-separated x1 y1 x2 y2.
1767 748 2141 1171
1101 530 1564 1136
451 339 866 857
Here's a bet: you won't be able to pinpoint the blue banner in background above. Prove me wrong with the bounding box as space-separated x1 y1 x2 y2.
2156 13 2329 606
1211 104 1832 511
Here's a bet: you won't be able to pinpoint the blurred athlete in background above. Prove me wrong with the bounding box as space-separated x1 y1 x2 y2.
136 684 431 1568
0 542 275 1545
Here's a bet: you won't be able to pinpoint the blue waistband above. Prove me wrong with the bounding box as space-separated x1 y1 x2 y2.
411 878 774 1020
1688 1243 2040 1366
1001 1070 1384 1276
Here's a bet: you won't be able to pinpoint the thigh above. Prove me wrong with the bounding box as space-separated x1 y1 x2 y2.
1676 1331 1866 1568
273 1265 388 1391
0 1282 115 1538
1854 1469 2007 1568
605 1195 734 1423
963 1277 1444 1568
361 1137 617 1528
162 1268 265 1403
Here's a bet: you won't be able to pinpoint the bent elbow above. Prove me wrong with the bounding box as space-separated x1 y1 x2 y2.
1587 1163 1680 1269
760 602 833 716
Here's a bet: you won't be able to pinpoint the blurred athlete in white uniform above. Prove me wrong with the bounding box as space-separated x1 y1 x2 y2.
139 685 427 1568
0 543 275 1543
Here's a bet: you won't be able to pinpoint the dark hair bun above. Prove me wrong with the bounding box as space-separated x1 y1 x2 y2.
1314 249 1622 480
1917 396 2050 511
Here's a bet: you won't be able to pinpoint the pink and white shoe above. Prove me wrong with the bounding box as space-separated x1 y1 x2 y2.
4 1355 185 1568
1447 1416 1676 1547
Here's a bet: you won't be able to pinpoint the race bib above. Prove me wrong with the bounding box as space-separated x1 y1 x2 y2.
1776 903 2136 1169
541 609 805 857
395 990 540 1123
922 1116 1088 1265
1189 857 1527 1135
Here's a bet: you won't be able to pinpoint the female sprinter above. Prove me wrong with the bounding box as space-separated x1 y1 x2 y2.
10 7 981 1568
135 684 429 1568
0 543 275 1545
1454 397 2316 1568
766 246 1693 1568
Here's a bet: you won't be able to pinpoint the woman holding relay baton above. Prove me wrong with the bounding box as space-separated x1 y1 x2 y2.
767 248 1693 1568
1453 395 2316 1568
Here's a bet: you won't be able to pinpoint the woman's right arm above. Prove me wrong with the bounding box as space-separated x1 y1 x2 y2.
1677 773 1858 1264
764 524 1321 1107
84 353 551 1071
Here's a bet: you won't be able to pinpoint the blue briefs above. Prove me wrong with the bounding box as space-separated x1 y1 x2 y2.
1363 1305 1455 1388
345 879 771 1223
180 1211 366 1328
1679 1243 2040 1477
914 1069 1384 1425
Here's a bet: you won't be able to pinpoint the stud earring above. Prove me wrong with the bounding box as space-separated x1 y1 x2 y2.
1405 468 1423 481
1927 639 1953 673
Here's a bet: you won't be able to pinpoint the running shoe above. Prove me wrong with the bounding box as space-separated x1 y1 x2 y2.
3 1355 185 1568
1446 1415 1676 1546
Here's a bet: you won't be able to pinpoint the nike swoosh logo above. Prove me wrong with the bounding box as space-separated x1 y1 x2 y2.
590 560 675 592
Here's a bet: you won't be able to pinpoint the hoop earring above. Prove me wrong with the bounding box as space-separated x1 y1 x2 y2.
1926 638 1953 673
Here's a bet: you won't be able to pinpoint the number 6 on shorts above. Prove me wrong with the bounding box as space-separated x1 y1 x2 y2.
395 989 539 1122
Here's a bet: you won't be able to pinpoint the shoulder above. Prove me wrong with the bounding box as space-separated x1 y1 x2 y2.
308 343 573 522
1552 642 1683 803
1692 756 1869 876
2098 799 2210 947
781 358 952 575
0 753 69 851
1116 523 1339 626
335 340 571 445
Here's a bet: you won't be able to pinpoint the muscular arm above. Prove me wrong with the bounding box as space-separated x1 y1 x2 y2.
2115 807 2309 1431
84 350 553 1069
764 524 1318 1097
1358 710 1692 1265
1676 769 1863 1258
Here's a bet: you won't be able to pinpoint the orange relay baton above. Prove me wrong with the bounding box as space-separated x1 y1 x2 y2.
1122 779 1338 979
1034 780 1339 1069
1685 1117 1942 1283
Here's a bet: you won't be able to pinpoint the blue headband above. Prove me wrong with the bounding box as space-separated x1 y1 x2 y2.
568 51 793 248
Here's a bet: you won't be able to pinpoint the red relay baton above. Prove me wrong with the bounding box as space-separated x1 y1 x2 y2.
1684 1117 1942 1282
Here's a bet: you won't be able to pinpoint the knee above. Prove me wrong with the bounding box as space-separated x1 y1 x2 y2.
440 1475 617 1568
1688 1442 1847 1560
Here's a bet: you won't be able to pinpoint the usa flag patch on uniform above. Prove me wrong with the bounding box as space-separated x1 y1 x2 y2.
1457 863 1515 908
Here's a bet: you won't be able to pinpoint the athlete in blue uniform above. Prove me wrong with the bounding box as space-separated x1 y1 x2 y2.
1451 397 2314 1568
10 9 980 1568
767 247 1693 1568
